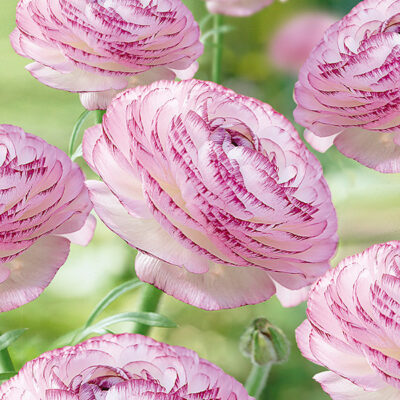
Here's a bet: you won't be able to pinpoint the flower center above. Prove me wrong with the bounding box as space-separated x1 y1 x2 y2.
383 15 400 34
69 365 131 399
78 375 128 399
384 23 400 33
210 127 254 152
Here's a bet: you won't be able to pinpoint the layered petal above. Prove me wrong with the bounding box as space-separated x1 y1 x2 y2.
83 79 337 310
296 241 400 398
294 0 400 173
0 125 94 311
11 0 203 109
0 334 253 400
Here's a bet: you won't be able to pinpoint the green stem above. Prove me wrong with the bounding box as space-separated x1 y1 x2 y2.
133 284 163 336
245 363 272 399
95 109 106 124
212 14 224 84
0 348 14 373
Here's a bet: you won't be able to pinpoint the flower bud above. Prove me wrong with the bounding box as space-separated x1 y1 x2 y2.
240 318 290 366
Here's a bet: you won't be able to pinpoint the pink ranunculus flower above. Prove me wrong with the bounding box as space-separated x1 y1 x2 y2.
10 0 203 111
0 124 95 312
0 333 253 399
269 12 337 74
294 0 400 173
205 0 274 16
296 241 400 400
83 79 337 311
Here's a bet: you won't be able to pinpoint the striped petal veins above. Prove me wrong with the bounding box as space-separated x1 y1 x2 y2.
296 242 400 400
294 0 400 173
83 79 338 310
0 125 94 311
0 334 252 400
10 0 203 110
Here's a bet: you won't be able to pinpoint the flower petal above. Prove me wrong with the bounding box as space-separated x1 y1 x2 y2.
0 236 70 312
86 181 210 273
334 128 400 173
61 214 96 246
315 372 399 400
26 63 128 92
275 282 310 307
135 252 276 310
304 129 338 153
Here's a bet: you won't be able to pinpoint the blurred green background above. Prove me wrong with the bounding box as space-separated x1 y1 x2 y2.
2 0 400 399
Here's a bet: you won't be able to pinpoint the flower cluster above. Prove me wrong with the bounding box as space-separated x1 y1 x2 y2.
11 0 203 110
83 79 337 311
0 333 252 399
0 125 94 312
7 0 400 398
297 241 400 399
294 0 400 173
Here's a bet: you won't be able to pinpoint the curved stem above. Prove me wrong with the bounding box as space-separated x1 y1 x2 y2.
212 14 224 84
0 348 14 373
95 109 106 124
245 363 272 399
132 284 163 336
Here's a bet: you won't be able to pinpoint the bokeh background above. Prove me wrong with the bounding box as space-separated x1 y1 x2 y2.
2 0 400 399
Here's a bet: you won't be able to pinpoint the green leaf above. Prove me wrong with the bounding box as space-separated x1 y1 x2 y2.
71 143 82 162
52 330 79 349
0 372 17 381
68 109 92 157
85 278 143 328
73 312 176 344
199 13 213 30
201 25 234 44
52 327 115 349
0 329 27 352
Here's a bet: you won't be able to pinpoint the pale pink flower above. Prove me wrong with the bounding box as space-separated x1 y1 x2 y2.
296 241 400 400
0 333 252 399
294 0 400 173
10 0 203 111
205 0 274 16
269 12 337 74
83 79 337 311
0 125 95 312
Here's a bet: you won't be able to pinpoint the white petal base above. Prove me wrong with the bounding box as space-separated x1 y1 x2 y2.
304 129 338 153
61 214 96 246
80 67 176 110
0 236 70 311
334 128 400 173
274 282 310 307
316 372 400 400
135 252 276 310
